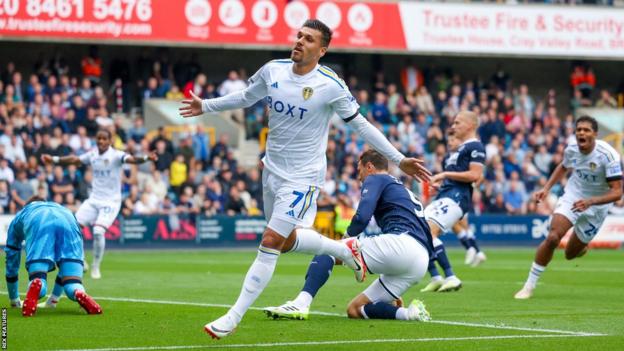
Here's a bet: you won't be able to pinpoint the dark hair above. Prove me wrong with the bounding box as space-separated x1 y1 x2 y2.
359 150 388 171
576 115 598 132
303 19 332 47
26 195 46 205
96 129 112 139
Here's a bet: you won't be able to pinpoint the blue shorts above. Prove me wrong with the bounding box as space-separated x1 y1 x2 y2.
25 221 83 271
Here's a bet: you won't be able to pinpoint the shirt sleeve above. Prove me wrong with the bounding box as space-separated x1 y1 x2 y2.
348 115 405 165
562 144 576 169
202 64 269 113
468 143 486 165
327 78 360 121
117 150 130 165
346 177 384 237
78 150 93 165
606 158 623 181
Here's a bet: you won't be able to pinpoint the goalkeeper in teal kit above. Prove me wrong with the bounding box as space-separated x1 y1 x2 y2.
5 197 102 316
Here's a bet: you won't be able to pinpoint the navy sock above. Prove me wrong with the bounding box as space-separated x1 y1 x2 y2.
427 258 440 278
435 243 454 277
302 255 334 298
467 238 481 253
458 236 471 250
363 302 399 319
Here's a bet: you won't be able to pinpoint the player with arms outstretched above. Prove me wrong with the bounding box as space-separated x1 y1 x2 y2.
420 111 485 292
180 19 430 339
5 197 102 316
515 116 622 299
41 129 157 281
265 150 433 322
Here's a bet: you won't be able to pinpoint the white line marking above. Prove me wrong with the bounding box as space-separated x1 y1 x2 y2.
3 292 604 337
91 296 603 336
53 334 604 351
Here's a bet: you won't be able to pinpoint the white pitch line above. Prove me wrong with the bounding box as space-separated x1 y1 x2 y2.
91 296 604 336
52 334 604 351
3 292 605 336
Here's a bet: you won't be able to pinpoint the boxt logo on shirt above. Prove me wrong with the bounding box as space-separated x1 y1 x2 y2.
267 96 308 120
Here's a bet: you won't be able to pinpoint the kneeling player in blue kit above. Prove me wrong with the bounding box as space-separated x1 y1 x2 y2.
5 197 102 316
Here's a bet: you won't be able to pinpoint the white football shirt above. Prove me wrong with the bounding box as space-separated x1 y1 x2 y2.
246 59 359 185
562 140 622 198
79 146 128 202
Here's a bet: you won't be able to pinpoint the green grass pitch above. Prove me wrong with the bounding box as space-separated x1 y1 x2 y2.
4 248 624 351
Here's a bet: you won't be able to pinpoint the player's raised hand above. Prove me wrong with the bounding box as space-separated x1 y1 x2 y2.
179 90 203 118
40 154 53 164
399 157 431 183
533 189 547 203
571 198 593 212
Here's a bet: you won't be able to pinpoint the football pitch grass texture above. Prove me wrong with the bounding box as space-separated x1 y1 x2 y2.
5 248 623 351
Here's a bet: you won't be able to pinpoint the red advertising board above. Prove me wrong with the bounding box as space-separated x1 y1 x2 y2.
0 0 406 50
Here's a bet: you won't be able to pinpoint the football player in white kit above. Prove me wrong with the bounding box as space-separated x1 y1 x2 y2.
180 19 431 339
42 129 157 280
515 116 622 299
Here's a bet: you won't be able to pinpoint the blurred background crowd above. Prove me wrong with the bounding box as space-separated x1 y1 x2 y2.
0 46 623 219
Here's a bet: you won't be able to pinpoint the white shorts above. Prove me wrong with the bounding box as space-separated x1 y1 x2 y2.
75 198 122 229
424 197 464 233
554 193 611 244
262 169 319 238
360 234 429 303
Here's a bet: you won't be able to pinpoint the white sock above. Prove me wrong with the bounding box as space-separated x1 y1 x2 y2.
292 291 313 309
395 307 409 320
228 246 280 324
467 228 475 239
359 306 369 319
291 228 350 261
431 275 443 282
433 237 443 247
92 226 106 269
457 230 468 240
525 262 546 289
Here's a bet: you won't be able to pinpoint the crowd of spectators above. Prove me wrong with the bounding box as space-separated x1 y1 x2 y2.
0 48 622 219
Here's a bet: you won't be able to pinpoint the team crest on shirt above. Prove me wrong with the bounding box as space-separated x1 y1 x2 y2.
589 162 597 171
302 87 313 100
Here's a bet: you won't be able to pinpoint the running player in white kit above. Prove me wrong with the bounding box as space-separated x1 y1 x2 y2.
180 19 431 339
41 129 157 280
515 116 622 299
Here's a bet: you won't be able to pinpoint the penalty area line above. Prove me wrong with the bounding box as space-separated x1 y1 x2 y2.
53 333 605 351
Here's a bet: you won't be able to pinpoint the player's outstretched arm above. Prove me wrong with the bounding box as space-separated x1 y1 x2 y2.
179 91 204 118
571 178 623 212
41 154 82 166
124 152 158 164
180 74 267 118
534 163 567 203
398 158 432 183
348 115 431 182
346 177 383 237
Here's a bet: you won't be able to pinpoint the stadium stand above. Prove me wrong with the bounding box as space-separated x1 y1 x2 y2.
0 50 622 220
